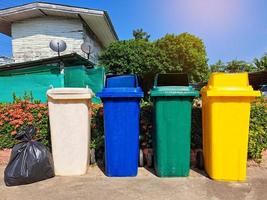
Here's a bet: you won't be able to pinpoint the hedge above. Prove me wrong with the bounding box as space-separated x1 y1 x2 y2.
0 100 49 148
248 97 267 161
0 97 266 161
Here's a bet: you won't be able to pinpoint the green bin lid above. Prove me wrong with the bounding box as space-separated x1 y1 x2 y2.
150 73 199 97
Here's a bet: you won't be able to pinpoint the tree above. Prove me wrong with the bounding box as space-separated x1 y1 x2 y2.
225 60 255 72
209 59 258 73
133 28 150 41
210 60 225 72
99 39 169 75
253 54 267 71
155 33 209 82
98 39 170 95
99 31 210 84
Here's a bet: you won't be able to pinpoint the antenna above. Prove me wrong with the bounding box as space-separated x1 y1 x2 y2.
49 39 67 57
81 42 93 60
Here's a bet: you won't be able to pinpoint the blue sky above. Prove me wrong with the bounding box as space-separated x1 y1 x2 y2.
0 0 267 64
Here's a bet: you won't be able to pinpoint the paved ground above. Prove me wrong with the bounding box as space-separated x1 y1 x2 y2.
1 165 267 200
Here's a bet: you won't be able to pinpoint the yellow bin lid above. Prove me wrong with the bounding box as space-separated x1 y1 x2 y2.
201 72 261 97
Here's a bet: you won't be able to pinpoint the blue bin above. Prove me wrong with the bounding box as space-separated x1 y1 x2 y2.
97 75 144 177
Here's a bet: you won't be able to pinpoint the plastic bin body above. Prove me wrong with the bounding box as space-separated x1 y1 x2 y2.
150 74 199 177
97 75 144 177
201 73 261 181
47 88 93 176
103 98 140 176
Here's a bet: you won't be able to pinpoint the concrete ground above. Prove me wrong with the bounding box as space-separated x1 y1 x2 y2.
1 165 267 200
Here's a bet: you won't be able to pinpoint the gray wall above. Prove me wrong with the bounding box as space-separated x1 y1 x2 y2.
12 16 102 63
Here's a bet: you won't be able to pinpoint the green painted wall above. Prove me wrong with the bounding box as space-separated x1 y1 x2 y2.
64 65 104 103
0 65 63 102
0 65 105 103
84 66 105 103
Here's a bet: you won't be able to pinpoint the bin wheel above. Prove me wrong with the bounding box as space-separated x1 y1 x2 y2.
139 150 144 167
196 151 204 170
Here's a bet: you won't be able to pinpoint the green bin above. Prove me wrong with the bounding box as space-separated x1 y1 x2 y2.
150 73 199 177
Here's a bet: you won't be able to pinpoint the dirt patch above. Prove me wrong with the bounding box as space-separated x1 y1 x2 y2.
0 149 11 165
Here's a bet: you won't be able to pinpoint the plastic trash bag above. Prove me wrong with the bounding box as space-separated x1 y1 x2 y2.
4 125 55 186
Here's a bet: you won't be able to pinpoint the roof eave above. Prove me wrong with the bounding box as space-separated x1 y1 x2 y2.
0 2 118 45
0 53 94 72
103 11 118 40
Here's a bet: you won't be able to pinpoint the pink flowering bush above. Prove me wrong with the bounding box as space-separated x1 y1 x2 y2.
0 99 104 150
0 100 49 148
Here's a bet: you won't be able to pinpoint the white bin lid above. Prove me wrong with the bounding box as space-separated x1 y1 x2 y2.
47 88 94 100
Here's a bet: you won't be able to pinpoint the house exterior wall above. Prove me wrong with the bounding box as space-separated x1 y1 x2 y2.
11 17 102 63
82 25 102 64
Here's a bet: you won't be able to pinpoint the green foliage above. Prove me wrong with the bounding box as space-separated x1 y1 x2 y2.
226 60 255 72
210 54 267 73
248 97 267 161
210 60 225 72
253 54 267 71
99 31 209 83
99 39 169 75
133 28 150 41
90 104 104 150
140 100 153 148
12 92 41 104
98 37 170 97
155 33 209 82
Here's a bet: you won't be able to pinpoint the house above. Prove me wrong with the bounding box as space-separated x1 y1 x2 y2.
0 2 118 63
0 2 118 103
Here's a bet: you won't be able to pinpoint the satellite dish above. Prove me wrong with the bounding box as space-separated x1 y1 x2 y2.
49 39 67 56
81 42 92 59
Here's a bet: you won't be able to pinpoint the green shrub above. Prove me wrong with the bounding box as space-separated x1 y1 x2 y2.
248 97 267 161
140 100 153 149
90 104 104 150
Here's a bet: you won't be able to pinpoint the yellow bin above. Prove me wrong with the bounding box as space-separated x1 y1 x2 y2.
201 72 261 181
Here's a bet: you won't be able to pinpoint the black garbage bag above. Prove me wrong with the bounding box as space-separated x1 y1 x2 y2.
4 125 55 186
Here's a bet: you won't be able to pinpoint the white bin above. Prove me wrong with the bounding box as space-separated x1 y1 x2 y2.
47 88 93 176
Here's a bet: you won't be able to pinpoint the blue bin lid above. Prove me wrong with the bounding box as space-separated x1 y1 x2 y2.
106 75 137 88
97 75 144 98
